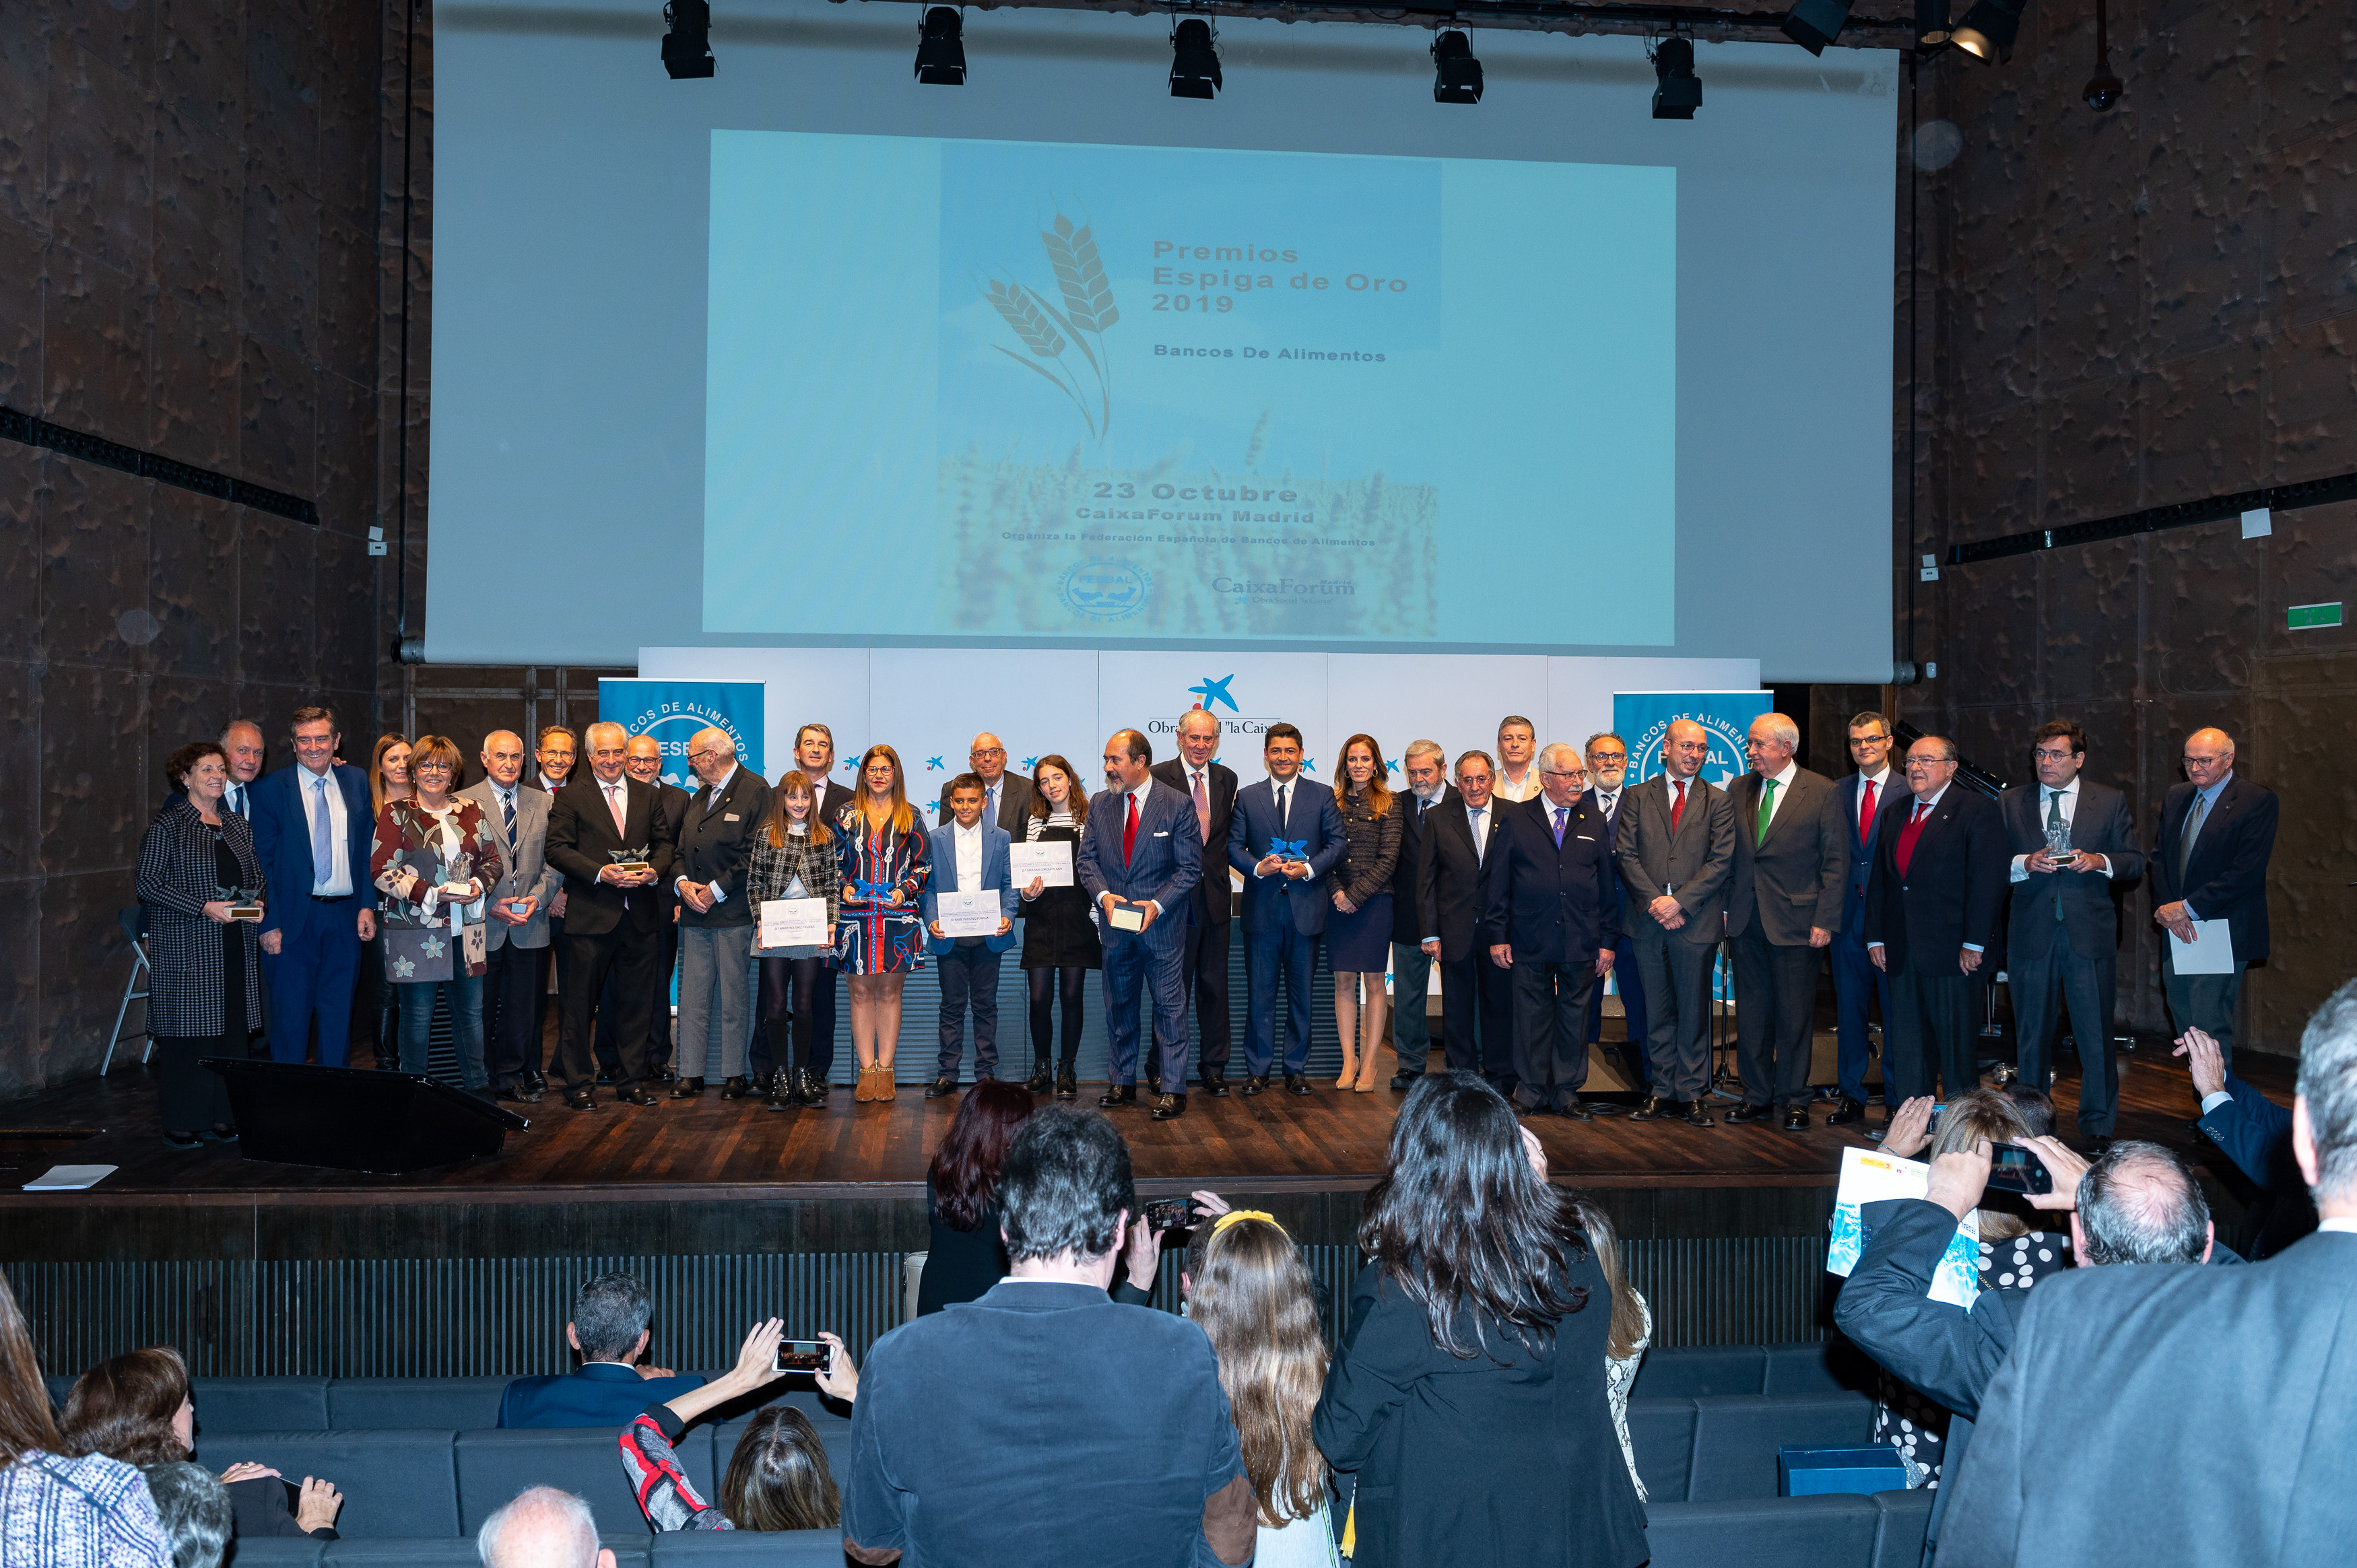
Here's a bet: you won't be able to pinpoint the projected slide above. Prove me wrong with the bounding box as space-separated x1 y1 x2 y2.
704 131 1675 647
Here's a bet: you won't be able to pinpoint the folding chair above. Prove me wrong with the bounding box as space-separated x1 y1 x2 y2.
102 906 153 1074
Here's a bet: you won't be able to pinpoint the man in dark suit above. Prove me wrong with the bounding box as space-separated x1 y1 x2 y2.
545 721 679 1110
669 728 769 1099
1864 735 2009 1101
497 1272 703 1428
1387 739 1451 1089
1075 729 1202 1119
1828 712 1898 1126
598 736 690 1087
1479 743 1620 1118
2152 726 2278 1070
968 731 1034 836
250 705 379 1068
460 730 562 1104
1580 732 1649 1097
1615 720 1735 1125
1723 713 1848 1130
1938 980 2357 1565
529 725 578 1090
1418 751 1517 1091
1151 708 1238 1096
1999 719 2145 1139
1227 723 1346 1097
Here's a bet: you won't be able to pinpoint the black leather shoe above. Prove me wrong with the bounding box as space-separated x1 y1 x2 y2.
1390 1071 1422 1091
1682 1102 1716 1127
496 1085 542 1105
1242 1074 1270 1096
925 1077 958 1099
524 1072 550 1096
1783 1105 1812 1131
595 1067 618 1086
1826 1096 1866 1126
1725 1101 1774 1125
796 1070 829 1105
670 1077 705 1099
646 1065 677 1085
719 1075 756 1099
1055 1067 1077 1101
1201 1074 1230 1099
1146 1074 1162 1097
1630 1095 1670 1122
1284 1072 1312 1096
564 1090 597 1111
617 1087 662 1107
1025 1064 1053 1095
163 1130 203 1149
1099 1084 1137 1107
1557 1099 1595 1121
1150 1093 1187 1121
765 1078 797 1112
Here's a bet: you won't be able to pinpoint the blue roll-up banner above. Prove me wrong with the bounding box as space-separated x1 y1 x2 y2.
1614 690 1774 1003
597 679 768 788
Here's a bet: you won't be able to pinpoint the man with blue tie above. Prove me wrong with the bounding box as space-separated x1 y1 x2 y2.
250 706 378 1067
2152 727 2278 1070
1075 730 1203 1120
1828 713 1898 1127
460 731 560 1104
1227 724 1347 1097
1581 732 1649 1099
970 732 1034 836
218 720 266 821
1481 743 1621 1118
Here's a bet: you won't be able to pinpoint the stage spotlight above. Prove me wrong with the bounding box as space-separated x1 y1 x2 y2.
660 0 714 79
1651 36 1701 120
1914 0 1952 51
1951 0 2027 64
1780 0 1855 56
915 7 966 85
1170 18 1221 99
1431 30 1483 104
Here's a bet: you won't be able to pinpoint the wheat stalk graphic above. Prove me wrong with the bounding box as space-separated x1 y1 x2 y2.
981 211 1117 444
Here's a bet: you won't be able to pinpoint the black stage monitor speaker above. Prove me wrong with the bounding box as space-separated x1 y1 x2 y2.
203 1060 527 1173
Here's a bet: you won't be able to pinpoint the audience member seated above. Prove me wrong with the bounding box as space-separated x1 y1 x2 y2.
0 1276 172 1567
1312 1071 1645 1568
59 1347 344 1541
477 1485 614 1568
1566 1194 1653 1503
1940 977 2357 1565
1863 1089 2072 1488
1838 1130 2229 1559
2177 1023 2315 1256
840 1104 1255 1567
137 1462 230 1568
499 1272 703 1428
620 1319 842 1532
915 1080 1037 1316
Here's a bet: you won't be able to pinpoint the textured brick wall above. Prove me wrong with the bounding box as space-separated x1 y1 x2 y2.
1891 0 2357 1050
0 1 399 1094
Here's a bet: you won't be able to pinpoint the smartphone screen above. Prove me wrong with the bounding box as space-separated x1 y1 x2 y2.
774 1339 828 1373
1985 1143 2053 1195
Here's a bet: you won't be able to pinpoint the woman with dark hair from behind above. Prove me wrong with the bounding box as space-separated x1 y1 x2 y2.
622 1320 850 1532
1312 1070 1645 1567
0 1276 172 1566
916 1080 1038 1315
1565 1196 1653 1502
59 1348 343 1543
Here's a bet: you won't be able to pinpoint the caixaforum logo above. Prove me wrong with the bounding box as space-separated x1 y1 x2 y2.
1144 674 1314 772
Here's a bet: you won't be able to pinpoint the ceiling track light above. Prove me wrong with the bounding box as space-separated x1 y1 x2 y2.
1913 0 1952 52
1951 0 2027 65
1431 30 1483 104
660 0 713 79
2083 0 2122 110
1650 34 1701 120
1170 16 1221 100
1780 0 1855 56
915 6 966 85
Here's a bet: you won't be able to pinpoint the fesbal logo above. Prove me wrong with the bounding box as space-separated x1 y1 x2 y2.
1627 711 1749 788
621 701 754 790
1060 557 1150 622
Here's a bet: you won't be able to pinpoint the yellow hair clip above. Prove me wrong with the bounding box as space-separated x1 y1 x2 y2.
1211 1208 1285 1237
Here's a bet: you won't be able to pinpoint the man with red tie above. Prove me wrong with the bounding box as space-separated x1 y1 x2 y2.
1829 712 1900 1127
1614 719 1736 1125
1075 729 1203 1120
1864 736 2010 1103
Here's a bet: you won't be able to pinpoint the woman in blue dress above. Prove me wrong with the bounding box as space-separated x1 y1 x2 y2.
835 743 931 1103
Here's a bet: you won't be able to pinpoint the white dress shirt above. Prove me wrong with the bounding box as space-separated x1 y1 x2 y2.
1493 765 1541 804
1755 760 1798 832
298 765 353 896
953 819 985 889
1465 800 1494 864
2010 777 2115 882
1591 786 1621 823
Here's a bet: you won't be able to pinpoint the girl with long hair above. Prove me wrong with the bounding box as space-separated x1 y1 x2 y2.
1326 734 1401 1093
366 734 412 818
1313 1071 1645 1568
834 744 931 1102
623 1320 849 1533
748 770 840 1110
0 1278 173 1564
1014 755 1100 1100
916 1080 1038 1315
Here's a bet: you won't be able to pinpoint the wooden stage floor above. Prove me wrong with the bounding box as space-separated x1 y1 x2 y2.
0 1032 2285 1208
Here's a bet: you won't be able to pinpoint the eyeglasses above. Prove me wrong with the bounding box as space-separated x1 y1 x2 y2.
1540 769 1586 780
2032 748 2078 762
686 748 721 763
971 747 1005 758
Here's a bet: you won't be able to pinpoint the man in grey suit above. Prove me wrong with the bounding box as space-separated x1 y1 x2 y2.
1615 719 1736 1125
970 732 1034 836
1939 978 2357 1566
463 730 562 1103
2000 720 2144 1140
671 728 770 1099
1723 713 1848 1130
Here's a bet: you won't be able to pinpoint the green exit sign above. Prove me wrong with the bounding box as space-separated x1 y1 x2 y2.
2288 603 2344 630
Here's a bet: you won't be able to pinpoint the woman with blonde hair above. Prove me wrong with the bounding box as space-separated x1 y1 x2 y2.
750 770 841 1110
1185 1211 1339 1567
1326 734 1401 1093
834 743 931 1102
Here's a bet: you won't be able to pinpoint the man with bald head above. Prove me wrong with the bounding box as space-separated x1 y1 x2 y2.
461 730 563 1101
1615 718 1736 1124
545 720 678 1110
2152 726 2278 1068
968 731 1033 834
669 728 769 1098
477 1485 615 1568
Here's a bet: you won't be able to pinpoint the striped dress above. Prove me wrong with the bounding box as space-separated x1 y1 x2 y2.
832 807 931 975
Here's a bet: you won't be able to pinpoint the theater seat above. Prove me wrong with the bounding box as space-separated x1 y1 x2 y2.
191 1377 331 1433
220 1543 322 1566
1625 1397 1697 1503
1630 1344 1766 1399
1869 1486 1935 1568
1762 1338 1880 1398
457 1425 716 1538
328 1377 510 1431
1686 1393 1875 1502
1644 1495 1880 1568
209 1430 461 1538
649 1532 849 1563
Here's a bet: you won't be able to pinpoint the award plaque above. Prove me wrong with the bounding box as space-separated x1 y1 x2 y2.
608 846 655 879
215 884 265 922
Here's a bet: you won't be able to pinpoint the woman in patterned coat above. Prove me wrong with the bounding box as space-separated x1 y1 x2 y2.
833 744 931 1103
368 735 502 1095
135 741 267 1147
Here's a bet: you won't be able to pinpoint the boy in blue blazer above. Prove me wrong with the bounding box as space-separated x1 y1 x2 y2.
923 774 1019 1096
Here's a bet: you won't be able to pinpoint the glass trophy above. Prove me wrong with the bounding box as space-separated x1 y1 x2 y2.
2043 818 2078 868
215 883 265 922
608 845 655 880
